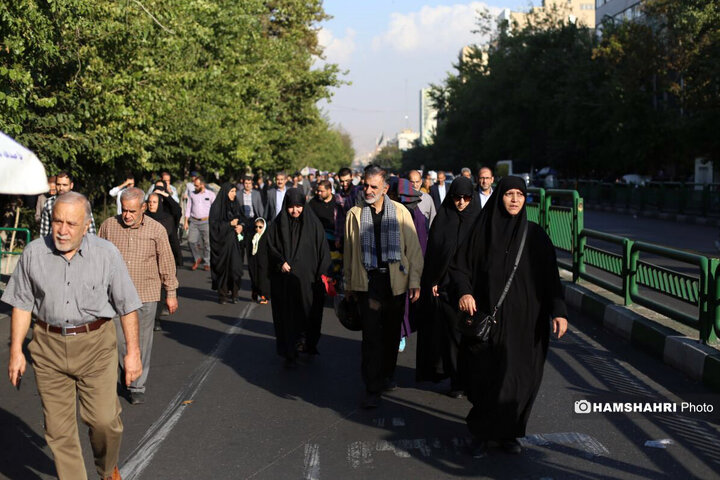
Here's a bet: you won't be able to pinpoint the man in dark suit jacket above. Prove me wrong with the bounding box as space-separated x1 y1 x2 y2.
429 171 448 210
238 176 265 220
264 171 289 224
255 174 268 206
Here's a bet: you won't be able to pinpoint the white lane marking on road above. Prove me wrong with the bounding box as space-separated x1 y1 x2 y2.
391 417 405 427
644 439 674 449
347 441 374 469
303 444 320 480
119 303 255 480
521 432 610 457
347 433 610 468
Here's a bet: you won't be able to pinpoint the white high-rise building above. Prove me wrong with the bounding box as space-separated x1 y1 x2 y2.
419 88 437 146
389 129 420 151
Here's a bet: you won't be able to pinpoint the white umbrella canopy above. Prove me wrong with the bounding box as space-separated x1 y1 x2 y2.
0 131 49 195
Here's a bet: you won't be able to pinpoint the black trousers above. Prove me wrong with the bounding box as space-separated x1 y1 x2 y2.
359 271 406 393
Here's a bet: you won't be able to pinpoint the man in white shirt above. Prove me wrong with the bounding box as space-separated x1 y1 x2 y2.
429 171 448 210
109 175 135 215
477 167 494 208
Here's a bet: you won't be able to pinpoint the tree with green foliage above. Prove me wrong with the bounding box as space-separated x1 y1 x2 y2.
0 0 346 202
416 1 720 179
374 144 403 171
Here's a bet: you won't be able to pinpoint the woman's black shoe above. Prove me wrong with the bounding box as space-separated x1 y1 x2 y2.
501 438 522 454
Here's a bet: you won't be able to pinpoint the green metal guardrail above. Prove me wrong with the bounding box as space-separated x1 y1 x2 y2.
0 228 31 293
563 180 720 217
531 188 719 344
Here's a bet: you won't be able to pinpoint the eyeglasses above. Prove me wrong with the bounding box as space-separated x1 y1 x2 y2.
254 226 263 230
479 177 493 181
452 195 473 202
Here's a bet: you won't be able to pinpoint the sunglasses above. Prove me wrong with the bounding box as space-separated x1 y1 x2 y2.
255 225 264 230
452 195 473 202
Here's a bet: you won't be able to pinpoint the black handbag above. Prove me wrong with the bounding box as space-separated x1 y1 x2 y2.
456 224 528 340
335 294 362 331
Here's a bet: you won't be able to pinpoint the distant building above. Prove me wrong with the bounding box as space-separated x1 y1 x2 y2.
419 88 437 146
499 0 596 30
595 0 643 27
389 129 420 151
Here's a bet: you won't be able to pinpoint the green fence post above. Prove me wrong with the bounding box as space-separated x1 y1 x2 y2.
624 239 636 306
698 257 712 344
572 193 583 283
709 258 720 344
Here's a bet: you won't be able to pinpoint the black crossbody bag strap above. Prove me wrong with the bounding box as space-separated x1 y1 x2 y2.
490 224 528 317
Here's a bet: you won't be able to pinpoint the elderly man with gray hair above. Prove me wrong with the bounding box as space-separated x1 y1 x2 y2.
4 191 142 480
98 187 178 406
407 170 437 227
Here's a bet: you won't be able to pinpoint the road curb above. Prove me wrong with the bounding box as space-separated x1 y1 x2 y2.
563 281 720 393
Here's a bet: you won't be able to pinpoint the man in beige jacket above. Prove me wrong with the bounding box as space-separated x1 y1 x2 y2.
344 166 424 408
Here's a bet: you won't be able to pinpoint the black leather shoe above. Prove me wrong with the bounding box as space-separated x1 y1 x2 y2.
130 392 145 405
383 379 397 392
501 438 522 454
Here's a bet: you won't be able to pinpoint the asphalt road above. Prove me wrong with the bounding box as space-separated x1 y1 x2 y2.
1 247 719 480
583 210 718 257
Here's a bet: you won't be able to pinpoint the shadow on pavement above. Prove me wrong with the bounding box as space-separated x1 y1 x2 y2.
0 408 55 479
157 305 686 478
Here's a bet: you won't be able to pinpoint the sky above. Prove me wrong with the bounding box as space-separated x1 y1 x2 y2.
316 0 536 162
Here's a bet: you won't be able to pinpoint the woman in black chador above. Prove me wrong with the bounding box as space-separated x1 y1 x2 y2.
449 176 568 457
416 176 480 397
147 180 183 266
209 182 249 304
267 188 330 367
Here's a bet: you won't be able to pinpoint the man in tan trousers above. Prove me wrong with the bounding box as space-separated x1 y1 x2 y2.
3 192 142 480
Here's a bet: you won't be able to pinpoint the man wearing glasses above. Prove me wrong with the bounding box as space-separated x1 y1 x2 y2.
477 166 495 208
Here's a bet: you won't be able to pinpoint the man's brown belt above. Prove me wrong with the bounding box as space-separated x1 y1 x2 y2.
191 216 209 222
35 318 110 336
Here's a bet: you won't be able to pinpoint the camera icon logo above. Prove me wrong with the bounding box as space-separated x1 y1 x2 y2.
574 400 592 414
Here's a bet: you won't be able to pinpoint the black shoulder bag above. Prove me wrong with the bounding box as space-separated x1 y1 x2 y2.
456 224 528 341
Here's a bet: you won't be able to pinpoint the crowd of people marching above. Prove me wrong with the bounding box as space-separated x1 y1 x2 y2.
3 163 568 479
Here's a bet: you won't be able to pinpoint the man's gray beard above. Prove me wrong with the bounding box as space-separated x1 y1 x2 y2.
364 194 380 205
54 237 80 253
